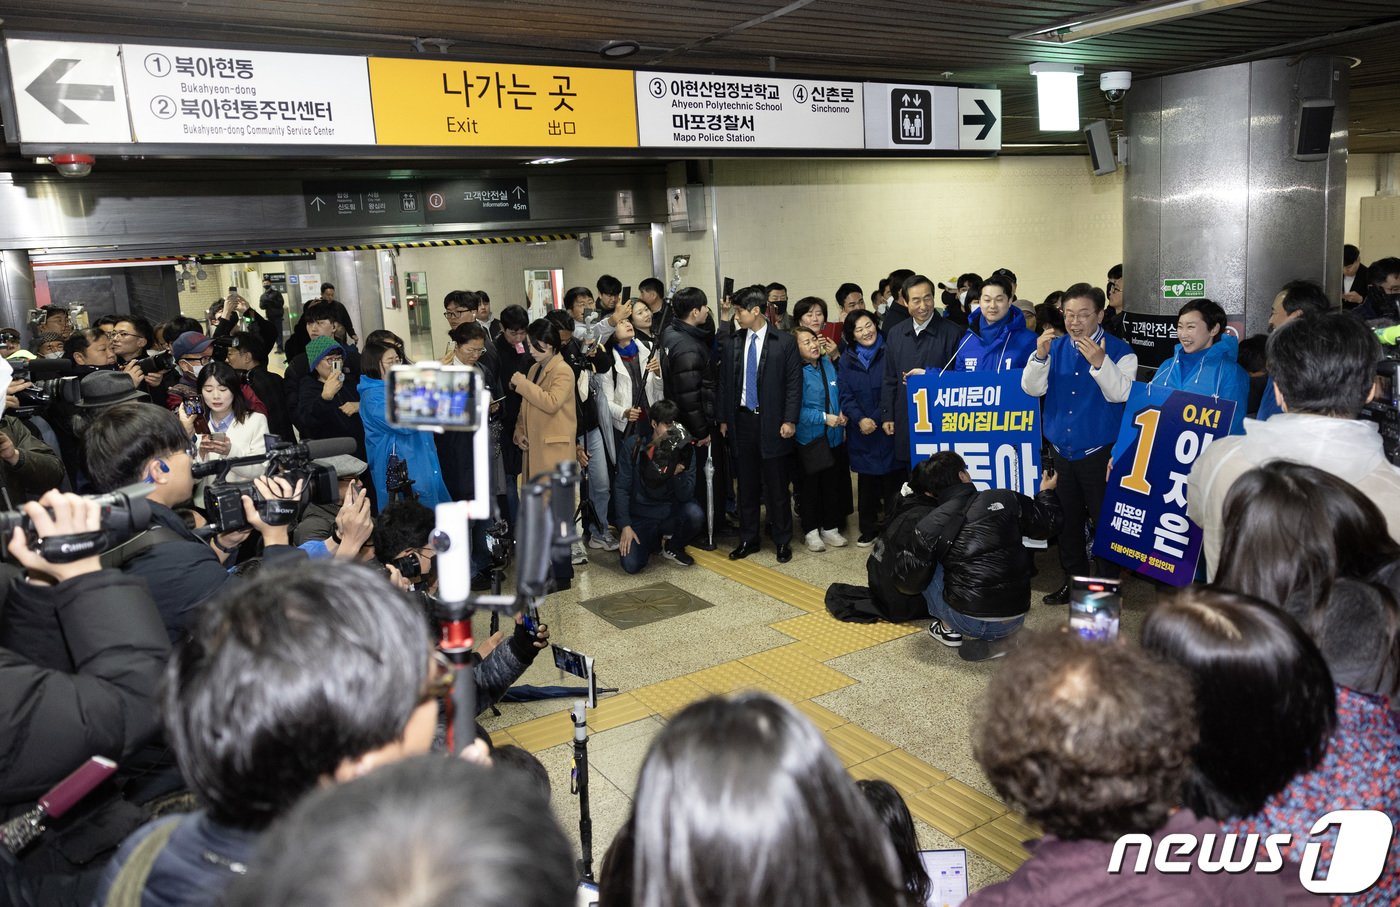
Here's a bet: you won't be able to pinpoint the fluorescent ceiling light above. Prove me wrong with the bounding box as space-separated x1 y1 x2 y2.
1010 0 1269 44
1029 62 1082 131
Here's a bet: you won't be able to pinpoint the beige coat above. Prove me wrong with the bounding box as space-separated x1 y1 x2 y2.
514 353 577 481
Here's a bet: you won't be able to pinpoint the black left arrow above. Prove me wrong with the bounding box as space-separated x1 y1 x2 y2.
962 98 997 141
26 59 116 125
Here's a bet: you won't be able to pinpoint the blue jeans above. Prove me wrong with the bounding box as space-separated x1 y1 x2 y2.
922 564 1024 640
620 502 703 574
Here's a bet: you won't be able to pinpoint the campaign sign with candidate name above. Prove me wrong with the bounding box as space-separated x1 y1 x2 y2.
907 371 1040 494
1094 384 1235 585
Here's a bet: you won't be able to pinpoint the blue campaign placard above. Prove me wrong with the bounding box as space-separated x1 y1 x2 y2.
1094 383 1236 585
907 370 1041 494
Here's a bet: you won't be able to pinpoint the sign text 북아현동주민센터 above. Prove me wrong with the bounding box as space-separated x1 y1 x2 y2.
368 57 638 147
906 370 1040 494
1094 384 1235 585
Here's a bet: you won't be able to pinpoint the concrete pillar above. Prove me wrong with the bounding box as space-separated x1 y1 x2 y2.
1123 55 1349 353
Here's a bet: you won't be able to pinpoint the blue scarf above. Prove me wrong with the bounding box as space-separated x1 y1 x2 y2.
855 333 883 369
616 339 639 358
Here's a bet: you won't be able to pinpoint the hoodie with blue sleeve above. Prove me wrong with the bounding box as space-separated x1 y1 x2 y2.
945 305 1038 374
1149 334 1250 434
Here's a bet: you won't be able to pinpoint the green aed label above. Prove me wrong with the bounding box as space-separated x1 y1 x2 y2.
1162 279 1206 299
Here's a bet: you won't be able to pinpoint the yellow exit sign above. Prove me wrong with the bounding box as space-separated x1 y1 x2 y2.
369 58 638 148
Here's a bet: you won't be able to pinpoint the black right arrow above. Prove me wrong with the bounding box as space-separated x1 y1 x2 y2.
962 98 997 141
26 59 116 125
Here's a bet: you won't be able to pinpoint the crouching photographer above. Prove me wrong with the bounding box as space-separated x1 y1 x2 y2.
911 451 1061 662
0 490 171 906
82 401 307 643
615 399 703 573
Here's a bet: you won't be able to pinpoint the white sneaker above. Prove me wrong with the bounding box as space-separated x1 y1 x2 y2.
571 541 589 565
588 532 620 551
804 529 826 553
820 528 848 548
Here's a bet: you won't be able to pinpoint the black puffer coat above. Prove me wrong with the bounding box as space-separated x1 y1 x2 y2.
866 491 939 622
913 482 1063 619
659 318 717 441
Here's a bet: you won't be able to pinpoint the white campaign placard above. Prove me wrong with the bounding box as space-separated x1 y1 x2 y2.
635 71 863 149
5 39 132 143
121 44 376 144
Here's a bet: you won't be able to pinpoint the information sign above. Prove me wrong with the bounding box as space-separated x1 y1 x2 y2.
636 71 864 149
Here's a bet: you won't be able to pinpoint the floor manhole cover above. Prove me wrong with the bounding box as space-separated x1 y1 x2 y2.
579 582 714 629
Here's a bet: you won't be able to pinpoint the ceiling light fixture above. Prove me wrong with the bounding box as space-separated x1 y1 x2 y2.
1029 62 1083 131
1011 0 1269 44
525 157 572 165
600 40 640 59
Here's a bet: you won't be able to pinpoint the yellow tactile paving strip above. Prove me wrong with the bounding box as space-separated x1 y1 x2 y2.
495 550 1037 874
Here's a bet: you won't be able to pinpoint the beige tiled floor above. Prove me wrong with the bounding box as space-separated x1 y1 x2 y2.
478 530 1162 891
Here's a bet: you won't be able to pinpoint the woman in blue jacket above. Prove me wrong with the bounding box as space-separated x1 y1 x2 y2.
837 310 903 547
795 325 853 553
943 275 1037 373
1150 298 1250 434
358 340 451 511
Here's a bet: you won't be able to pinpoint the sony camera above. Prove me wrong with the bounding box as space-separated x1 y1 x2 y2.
132 350 177 375
640 423 692 488
195 435 343 534
0 485 155 563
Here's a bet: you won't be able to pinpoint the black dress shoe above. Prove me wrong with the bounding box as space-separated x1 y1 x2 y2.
1042 582 1071 606
776 544 793 563
729 541 760 560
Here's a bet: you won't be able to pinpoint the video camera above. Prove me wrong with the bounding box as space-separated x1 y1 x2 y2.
7 359 83 417
639 423 691 488
192 435 353 534
0 484 156 563
1362 337 1400 466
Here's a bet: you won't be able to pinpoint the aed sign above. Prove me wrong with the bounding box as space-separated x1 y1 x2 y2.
1162 278 1206 299
635 71 864 149
369 58 638 147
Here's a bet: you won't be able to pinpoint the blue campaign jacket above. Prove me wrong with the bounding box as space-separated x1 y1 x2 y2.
946 306 1037 373
1149 334 1250 434
797 358 845 448
358 375 451 510
838 339 896 475
1042 328 1135 460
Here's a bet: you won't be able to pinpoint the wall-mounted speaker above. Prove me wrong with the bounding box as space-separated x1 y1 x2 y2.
1084 119 1117 176
1294 98 1334 162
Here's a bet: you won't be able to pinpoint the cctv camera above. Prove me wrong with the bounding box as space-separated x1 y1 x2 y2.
49 153 95 178
1100 71 1132 104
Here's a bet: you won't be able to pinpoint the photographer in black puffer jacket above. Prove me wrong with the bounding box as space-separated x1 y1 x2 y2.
907 451 1062 661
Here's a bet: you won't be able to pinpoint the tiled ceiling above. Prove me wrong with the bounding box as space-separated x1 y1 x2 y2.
2 0 1398 153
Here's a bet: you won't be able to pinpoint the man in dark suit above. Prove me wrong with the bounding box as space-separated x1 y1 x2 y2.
719 285 802 563
1342 244 1371 309
880 274 963 478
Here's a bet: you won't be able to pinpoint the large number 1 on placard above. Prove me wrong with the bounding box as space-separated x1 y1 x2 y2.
912 387 933 433
1119 409 1160 494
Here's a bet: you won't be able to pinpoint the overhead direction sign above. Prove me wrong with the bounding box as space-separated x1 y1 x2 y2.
422 178 530 223
635 71 864 149
304 182 425 228
369 58 637 147
863 83 958 151
5 39 132 142
122 44 376 145
958 88 1001 150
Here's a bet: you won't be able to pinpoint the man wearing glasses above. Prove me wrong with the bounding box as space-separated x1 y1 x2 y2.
1022 283 1137 605
1105 263 1126 338
165 331 215 411
441 290 480 363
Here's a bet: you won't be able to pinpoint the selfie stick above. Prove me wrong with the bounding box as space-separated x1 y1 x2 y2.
571 700 595 881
